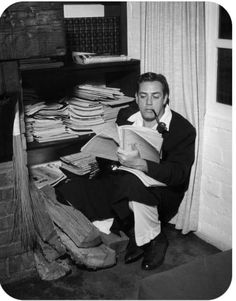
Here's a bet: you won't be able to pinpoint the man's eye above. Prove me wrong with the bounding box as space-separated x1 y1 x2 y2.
153 94 160 98
140 94 146 98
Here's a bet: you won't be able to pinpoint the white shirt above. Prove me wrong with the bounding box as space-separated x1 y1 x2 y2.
127 104 172 131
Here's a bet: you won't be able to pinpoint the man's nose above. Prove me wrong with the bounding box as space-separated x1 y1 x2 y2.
146 95 153 105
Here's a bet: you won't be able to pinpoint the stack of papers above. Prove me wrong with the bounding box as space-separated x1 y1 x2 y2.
65 96 105 134
32 118 78 143
23 85 135 144
60 152 99 177
23 89 47 142
24 97 78 143
30 103 78 143
70 84 134 124
74 84 124 101
24 101 47 116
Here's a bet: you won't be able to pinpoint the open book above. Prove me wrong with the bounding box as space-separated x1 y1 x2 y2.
81 123 166 187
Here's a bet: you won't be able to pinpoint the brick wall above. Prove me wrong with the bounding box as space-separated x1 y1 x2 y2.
0 161 36 284
197 114 232 250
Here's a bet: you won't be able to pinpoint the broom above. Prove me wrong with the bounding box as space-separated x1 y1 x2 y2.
12 99 37 250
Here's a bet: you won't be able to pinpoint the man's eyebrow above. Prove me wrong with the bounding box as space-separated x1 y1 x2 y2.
139 91 161 94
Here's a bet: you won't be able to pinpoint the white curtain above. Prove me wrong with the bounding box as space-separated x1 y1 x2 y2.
139 2 206 233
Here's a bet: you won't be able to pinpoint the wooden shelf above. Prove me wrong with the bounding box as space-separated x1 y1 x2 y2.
20 59 140 73
27 135 93 165
21 59 140 165
27 134 93 150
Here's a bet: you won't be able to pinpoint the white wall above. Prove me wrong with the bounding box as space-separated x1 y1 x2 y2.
197 113 232 250
196 3 232 250
127 2 232 250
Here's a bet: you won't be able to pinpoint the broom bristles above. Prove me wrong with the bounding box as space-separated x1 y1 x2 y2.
13 134 37 250
12 100 38 250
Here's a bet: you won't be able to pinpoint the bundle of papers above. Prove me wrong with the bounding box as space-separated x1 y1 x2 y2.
30 116 78 143
33 103 68 118
74 84 124 101
69 84 134 126
24 101 47 116
23 85 135 144
65 96 105 133
25 101 78 143
60 152 99 177
30 161 67 189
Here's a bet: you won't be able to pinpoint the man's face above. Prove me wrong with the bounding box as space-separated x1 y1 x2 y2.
136 81 168 122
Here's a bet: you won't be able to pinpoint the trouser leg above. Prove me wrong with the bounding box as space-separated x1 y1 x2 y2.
129 201 161 246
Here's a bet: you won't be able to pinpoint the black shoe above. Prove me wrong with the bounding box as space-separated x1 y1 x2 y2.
125 228 144 264
141 232 168 270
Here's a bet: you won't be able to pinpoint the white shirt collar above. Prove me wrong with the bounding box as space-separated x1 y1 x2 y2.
128 104 172 131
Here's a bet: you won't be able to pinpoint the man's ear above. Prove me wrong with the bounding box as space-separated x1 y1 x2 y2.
163 95 168 106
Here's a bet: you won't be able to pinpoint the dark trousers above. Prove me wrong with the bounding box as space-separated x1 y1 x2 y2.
55 171 184 224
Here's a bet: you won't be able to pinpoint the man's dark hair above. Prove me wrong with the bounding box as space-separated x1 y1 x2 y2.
137 72 170 98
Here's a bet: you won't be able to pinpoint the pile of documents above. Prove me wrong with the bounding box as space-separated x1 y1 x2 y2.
23 89 46 142
65 96 105 135
23 85 134 144
60 152 99 178
65 84 134 131
74 84 125 101
25 101 78 143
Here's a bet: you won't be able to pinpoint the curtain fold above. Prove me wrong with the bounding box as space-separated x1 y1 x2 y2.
139 2 206 233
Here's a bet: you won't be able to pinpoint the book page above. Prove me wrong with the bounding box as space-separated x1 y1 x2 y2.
118 125 163 162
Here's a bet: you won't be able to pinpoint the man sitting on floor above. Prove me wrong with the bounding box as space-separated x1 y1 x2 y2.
56 72 196 270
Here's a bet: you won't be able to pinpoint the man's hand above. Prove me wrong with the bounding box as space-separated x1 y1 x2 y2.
117 144 148 172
